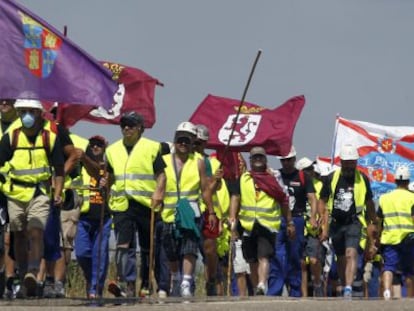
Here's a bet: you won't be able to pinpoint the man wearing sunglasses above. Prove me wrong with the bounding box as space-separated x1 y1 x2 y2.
161 121 216 298
105 111 166 298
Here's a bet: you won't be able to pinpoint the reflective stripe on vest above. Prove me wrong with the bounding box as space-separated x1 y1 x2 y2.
4 121 56 202
379 188 414 245
161 153 200 223
106 137 161 212
239 172 281 232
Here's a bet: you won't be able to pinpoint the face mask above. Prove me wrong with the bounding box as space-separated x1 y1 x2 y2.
21 112 35 128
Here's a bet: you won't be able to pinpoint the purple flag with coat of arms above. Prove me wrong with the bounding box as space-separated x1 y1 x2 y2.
0 0 117 108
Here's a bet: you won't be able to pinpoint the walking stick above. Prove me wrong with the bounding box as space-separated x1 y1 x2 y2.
148 204 156 298
226 227 234 297
95 164 107 299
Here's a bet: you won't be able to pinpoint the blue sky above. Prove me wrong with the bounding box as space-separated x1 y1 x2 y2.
19 0 414 168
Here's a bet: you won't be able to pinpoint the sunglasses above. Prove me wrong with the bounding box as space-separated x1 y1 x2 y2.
175 137 191 145
120 122 138 129
90 141 105 148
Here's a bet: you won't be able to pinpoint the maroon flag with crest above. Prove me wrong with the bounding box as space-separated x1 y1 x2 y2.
189 94 305 156
49 62 162 128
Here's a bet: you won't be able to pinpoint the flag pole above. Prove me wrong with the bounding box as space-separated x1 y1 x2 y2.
330 113 340 168
222 49 262 158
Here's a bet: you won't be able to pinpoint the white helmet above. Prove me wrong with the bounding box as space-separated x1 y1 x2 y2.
394 166 410 181
176 121 197 135
278 146 297 159
14 99 43 110
339 144 359 160
295 157 314 170
196 124 209 141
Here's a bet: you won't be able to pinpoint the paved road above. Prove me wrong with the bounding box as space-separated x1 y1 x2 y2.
0 297 413 311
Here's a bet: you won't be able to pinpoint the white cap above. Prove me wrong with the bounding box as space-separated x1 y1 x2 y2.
408 182 414 192
176 121 197 135
196 124 209 141
339 144 359 160
394 166 410 181
14 99 43 110
278 146 297 159
295 157 314 170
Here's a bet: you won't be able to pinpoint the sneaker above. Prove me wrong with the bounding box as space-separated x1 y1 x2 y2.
158 290 167 299
343 286 352 299
383 289 391 300
108 281 127 298
180 281 192 298
5 277 22 299
54 281 65 298
255 282 266 296
170 279 181 297
43 277 55 298
23 273 37 297
139 287 150 298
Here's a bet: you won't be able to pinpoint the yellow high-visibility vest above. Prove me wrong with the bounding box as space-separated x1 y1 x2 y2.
106 137 161 212
379 188 414 245
162 153 200 223
239 172 281 232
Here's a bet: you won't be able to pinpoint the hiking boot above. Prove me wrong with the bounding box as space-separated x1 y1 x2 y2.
43 277 55 298
205 280 217 296
180 281 192 298
23 273 37 297
54 281 65 298
170 279 181 297
108 281 127 298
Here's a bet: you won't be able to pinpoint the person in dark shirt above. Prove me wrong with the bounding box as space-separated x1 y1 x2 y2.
105 111 166 298
318 144 377 298
267 146 317 297
74 135 112 299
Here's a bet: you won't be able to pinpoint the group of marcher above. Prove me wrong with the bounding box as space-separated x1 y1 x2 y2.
0 97 413 301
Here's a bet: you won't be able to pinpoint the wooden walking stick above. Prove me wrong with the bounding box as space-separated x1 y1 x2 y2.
148 203 156 298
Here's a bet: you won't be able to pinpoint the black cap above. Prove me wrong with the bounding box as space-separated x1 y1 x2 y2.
120 111 144 126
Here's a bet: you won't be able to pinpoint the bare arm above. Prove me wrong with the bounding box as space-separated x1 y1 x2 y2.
152 171 166 210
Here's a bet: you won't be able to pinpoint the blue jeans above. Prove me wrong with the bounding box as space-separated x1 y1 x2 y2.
75 217 112 296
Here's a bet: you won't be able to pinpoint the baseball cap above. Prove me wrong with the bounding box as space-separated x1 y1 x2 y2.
14 99 43 110
89 135 108 147
394 166 410 181
120 111 144 126
176 121 197 135
278 146 297 159
295 157 315 170
339 144 359 160
250 146 266 157
196 124 209 141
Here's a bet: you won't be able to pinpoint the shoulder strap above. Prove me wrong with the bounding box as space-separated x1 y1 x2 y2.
299 169 305 186
11 128 20 152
